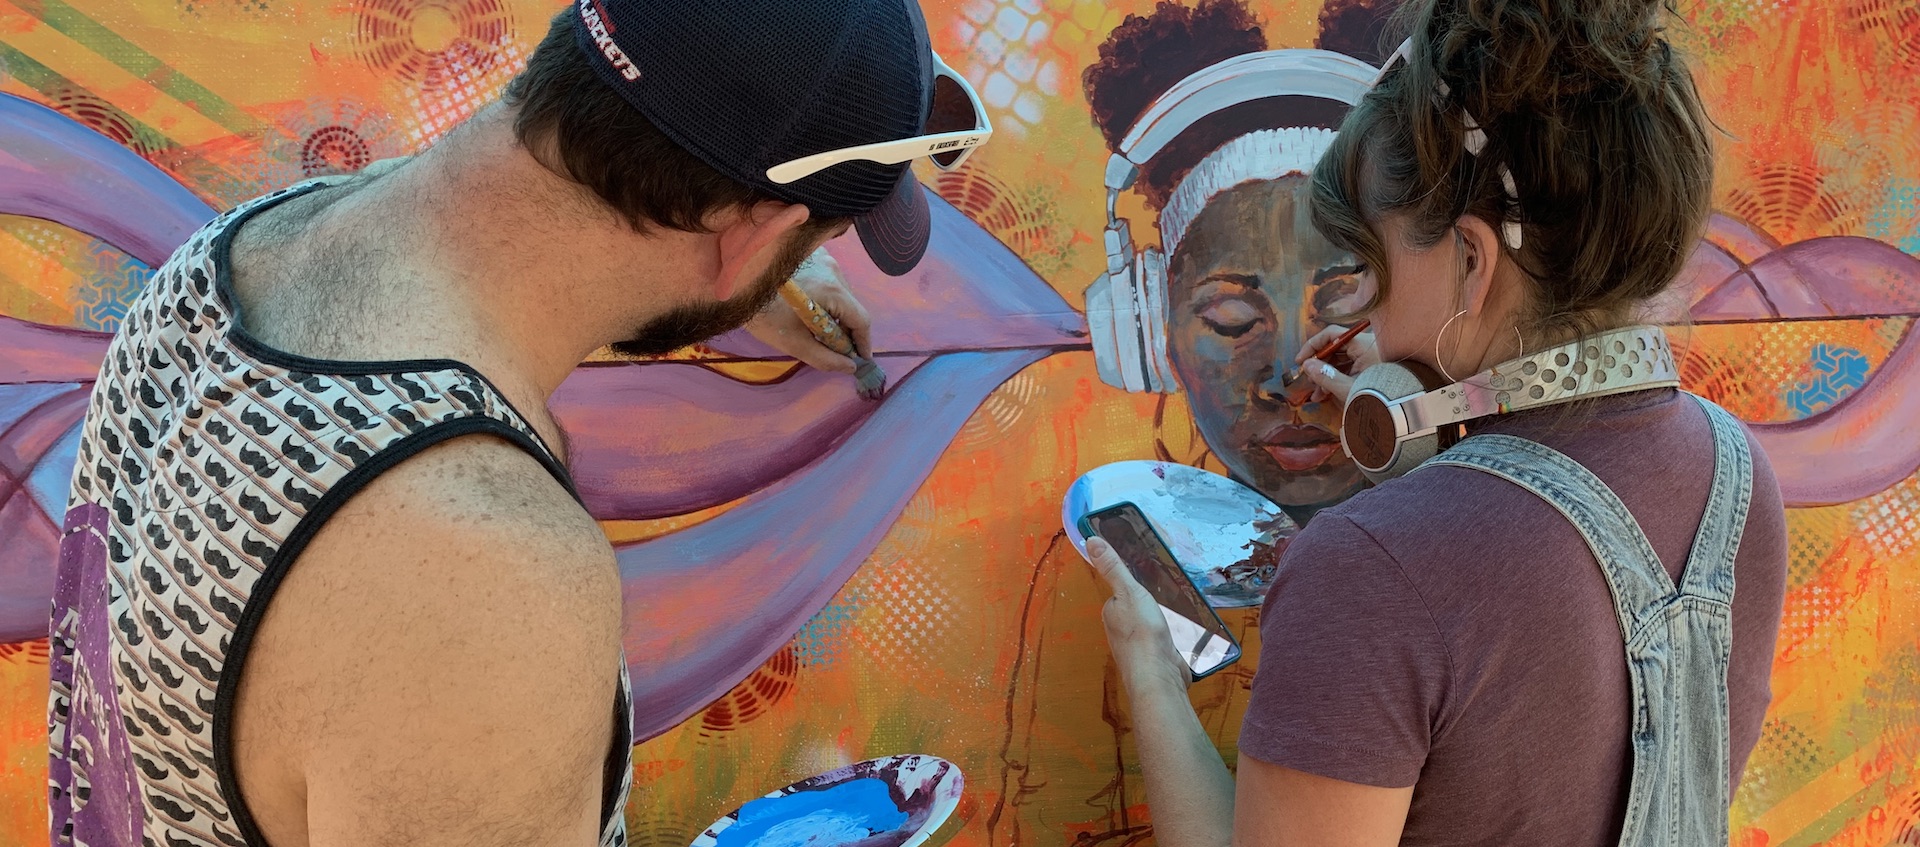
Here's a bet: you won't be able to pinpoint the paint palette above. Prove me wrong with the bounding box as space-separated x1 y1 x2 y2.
690 755 964 847
1063 461 1294 607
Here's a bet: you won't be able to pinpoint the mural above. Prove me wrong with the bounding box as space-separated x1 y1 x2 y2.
0 0 1916 844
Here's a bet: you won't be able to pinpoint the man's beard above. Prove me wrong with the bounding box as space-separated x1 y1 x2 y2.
608 233 821 358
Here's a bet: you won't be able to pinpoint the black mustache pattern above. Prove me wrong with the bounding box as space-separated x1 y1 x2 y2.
240 533 275 560
205 418 237 446
120 454 147 486
281 437 325 474
236 445 276 477
391 373 428 401
349 375 388 396
333 397 373 430
203 502 237 533
334 437 372 464
118 656 148 693
138 378 168 410
160 697 206 734
283 478 320 509
388 405 424 433
208 590 243 626
143 656 185 694
173 339 199 371
142 606 175 640
238 491 282 524
177 647 218 688
204 546 240 580
116 610 145 647
148 792 195 823
129 416 156 450
240 407 279 436
172 599 209 635
282 398 325 431
203 459 235 489
161 750 201 781
133 751 169 781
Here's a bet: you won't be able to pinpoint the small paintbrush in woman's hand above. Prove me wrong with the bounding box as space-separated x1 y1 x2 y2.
1287 320 1371 383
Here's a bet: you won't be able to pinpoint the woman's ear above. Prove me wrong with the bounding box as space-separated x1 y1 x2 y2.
1454 215 1503 317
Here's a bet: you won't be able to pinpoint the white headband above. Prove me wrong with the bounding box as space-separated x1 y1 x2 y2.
1159 126 1337 255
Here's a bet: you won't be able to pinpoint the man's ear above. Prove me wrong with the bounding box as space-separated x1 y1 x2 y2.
711 202 813 300
1454 215 1504 318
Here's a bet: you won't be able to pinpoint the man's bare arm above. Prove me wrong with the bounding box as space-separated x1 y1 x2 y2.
233 435 624 847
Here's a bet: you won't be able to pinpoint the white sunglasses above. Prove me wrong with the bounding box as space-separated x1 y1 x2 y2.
1374 36 1523 250
765 52 993 185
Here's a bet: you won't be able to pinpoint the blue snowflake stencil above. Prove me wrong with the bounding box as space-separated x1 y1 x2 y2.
793 587 865 668
75 241 154 333
1785 343 1869 417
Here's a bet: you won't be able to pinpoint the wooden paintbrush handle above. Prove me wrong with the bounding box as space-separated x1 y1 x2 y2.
779 281 858 358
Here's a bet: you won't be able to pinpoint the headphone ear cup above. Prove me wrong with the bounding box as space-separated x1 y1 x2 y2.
1343 360 1451 484
1083 271 1129 391
1139 247 1178 393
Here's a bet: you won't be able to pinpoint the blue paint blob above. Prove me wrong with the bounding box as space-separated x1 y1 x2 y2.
714 778 909 847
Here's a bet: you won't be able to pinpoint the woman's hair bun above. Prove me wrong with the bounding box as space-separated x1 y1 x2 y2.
1429 0 1679 120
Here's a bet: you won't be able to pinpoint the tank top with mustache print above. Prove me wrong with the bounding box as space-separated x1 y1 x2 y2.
47 181 633 847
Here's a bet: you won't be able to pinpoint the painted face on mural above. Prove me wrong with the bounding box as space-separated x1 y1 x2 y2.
1166 175 1370 515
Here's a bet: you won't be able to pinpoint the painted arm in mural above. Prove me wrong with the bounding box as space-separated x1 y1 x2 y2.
1081 538 1412 847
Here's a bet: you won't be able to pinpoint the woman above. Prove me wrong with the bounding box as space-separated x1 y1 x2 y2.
1083 0 1381 526
1083 0 1791 843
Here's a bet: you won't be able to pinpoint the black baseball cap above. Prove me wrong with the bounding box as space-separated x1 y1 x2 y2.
571 0 941 275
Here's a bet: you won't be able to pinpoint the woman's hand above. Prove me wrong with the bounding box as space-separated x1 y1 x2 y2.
743 247 873 374
1084 537 1192 693
1295 324 1380 405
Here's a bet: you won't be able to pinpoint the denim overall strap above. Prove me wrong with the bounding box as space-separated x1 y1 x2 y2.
1414 393 1751 847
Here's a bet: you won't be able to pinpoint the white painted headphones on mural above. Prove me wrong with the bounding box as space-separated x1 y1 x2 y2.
1084 49 1380 393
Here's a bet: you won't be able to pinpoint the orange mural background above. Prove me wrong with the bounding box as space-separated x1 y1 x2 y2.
1 0 1917 845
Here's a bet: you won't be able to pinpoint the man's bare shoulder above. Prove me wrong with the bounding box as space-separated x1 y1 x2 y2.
306 432 614 597
237 434 620 846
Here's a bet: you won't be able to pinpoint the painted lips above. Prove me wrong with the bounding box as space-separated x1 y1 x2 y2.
1260 424 1341 472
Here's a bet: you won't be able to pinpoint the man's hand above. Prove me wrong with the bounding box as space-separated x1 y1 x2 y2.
743 247 873 374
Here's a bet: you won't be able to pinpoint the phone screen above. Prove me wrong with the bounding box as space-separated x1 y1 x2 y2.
1080 503 1241 678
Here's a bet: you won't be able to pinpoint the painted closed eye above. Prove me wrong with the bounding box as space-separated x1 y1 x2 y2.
1311 264 1367 318
1198 298 1263 338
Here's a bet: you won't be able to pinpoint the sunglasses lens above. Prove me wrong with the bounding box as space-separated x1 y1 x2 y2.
926 74 978 167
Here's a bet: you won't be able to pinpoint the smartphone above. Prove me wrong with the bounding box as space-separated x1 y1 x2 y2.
1078 502 1242 679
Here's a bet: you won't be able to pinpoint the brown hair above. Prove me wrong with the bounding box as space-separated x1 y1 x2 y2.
504 10 845 238
1308 0 1714 340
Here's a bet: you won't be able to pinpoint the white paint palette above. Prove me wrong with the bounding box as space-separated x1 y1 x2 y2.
1062 461 1295 608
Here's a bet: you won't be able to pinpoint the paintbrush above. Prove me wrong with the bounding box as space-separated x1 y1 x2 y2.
1287 320 1371 383
779 280 887 400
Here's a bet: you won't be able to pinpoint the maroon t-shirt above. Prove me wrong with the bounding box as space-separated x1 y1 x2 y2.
1239 389 1788 845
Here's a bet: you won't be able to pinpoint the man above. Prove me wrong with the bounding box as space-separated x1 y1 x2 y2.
46 1 989 845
